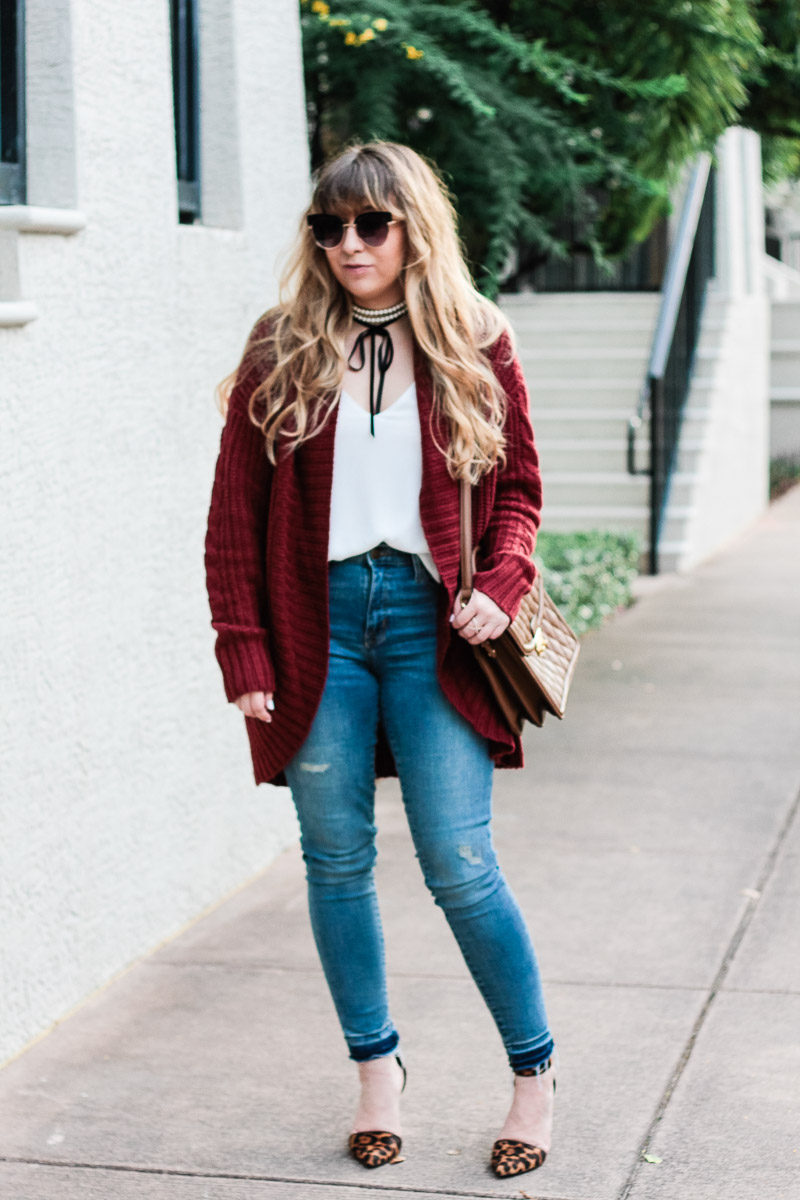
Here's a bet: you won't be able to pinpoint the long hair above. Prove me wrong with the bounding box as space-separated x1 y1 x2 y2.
218 142 514 482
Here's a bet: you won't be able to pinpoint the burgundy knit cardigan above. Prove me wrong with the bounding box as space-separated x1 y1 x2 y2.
204 323 543 787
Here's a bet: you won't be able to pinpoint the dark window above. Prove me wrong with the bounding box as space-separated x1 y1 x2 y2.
0 0 26 204
170 0 200 223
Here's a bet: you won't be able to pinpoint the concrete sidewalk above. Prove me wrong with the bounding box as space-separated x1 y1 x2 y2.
1 488 799 1200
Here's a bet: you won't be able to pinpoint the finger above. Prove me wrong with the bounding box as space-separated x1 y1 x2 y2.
475 608 509 637
460 616 488 644
473 619 506 644
251 696 272 722
243 692 272 722
451 597 479 630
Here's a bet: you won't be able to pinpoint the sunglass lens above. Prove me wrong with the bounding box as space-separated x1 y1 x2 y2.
354 212 391 246
308 215 344 248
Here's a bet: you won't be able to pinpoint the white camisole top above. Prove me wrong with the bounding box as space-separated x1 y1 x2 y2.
327 382 441 582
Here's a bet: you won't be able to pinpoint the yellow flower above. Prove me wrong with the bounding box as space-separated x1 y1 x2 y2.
311 1 330 13
358 27 376 43
403 44 424 60
373 18 388 31
344 30 357 44
328 17 349 25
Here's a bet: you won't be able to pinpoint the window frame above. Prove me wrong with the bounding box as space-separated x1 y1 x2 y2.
170 0 201 223
0 0 26 205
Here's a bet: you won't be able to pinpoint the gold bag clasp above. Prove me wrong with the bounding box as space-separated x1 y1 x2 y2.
522 624 548 656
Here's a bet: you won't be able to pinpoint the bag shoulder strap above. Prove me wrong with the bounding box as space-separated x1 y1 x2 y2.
459 477 542 618
459 478 473 596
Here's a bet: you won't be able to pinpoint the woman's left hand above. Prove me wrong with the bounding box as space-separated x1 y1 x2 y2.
450 588 511 645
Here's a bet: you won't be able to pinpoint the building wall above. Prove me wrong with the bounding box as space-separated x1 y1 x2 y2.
0 0 308 1066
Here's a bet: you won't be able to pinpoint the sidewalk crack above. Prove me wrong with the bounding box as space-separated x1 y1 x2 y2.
617 780 800 1200
0 1154 586 1198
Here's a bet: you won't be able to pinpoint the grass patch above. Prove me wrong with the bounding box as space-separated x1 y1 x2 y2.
535 530 640 636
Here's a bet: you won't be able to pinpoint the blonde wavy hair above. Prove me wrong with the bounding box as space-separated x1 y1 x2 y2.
219 141 514 482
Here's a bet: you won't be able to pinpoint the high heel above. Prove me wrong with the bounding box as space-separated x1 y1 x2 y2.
490 1060 556 1178
348 1055 407 1169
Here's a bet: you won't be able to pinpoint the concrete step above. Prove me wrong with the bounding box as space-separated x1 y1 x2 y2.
501 292 661 313
540 471 650 509
528 381 643 409
506 323 655 351
520 349 648 385
769 395 800 456
532 406 711 445
770 300 800 340
541 470 696 510
533 408 639 442
536 437 705 474
770 386 800 403
541 503 694 552
535 439 630 473
770 348 800 389
540 503 649 538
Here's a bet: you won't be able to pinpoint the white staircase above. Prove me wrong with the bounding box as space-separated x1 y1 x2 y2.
501 289 771 573
500 292 658 553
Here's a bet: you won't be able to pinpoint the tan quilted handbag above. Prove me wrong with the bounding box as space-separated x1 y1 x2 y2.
458 481 580 735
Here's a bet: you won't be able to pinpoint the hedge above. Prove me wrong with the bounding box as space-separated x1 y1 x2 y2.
534 530 640 635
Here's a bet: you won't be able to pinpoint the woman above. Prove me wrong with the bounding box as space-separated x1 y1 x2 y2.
204 141 555 1178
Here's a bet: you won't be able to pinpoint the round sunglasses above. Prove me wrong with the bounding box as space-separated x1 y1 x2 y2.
306 210 402 250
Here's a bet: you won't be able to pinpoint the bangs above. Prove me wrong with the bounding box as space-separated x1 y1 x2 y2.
313 150 398 215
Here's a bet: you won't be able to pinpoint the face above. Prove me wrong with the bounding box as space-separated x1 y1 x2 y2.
316 204 406 309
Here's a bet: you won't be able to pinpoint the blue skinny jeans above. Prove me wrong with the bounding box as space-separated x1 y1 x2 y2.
284 545 553 1071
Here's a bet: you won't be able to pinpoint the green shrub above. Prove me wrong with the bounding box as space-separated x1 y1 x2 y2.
769 455 800 501
535 530 640 635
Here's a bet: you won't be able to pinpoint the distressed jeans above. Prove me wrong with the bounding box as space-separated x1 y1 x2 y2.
284 545 553 1070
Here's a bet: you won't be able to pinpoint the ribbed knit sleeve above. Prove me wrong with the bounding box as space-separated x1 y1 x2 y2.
472 332 543 620
204 326 275 703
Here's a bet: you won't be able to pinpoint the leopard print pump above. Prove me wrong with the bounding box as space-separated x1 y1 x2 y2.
348 1055 407 1169
490 1137 547 1177
490 1058 556 1178
348 1129 402 1168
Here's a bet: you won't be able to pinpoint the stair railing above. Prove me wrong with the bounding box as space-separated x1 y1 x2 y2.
627 155 715 573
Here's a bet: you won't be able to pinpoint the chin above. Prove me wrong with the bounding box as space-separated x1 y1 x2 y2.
353 287 403 308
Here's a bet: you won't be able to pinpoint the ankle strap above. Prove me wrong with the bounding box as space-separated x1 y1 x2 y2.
514 1055 553 1077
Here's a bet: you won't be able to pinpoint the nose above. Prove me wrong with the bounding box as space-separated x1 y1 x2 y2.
340 222 365 254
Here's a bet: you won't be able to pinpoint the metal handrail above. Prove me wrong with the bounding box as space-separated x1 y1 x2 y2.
627 154 714 571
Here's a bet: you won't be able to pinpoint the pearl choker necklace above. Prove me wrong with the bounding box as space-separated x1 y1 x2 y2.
351 301 408 326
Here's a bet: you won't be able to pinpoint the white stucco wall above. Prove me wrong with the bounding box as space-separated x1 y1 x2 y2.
0 0 309 1066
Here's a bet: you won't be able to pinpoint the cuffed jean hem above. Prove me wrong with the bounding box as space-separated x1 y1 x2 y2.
508 1037 555 1073
348 1030 400 1063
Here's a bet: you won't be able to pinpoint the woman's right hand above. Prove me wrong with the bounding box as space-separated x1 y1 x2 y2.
234 691 274 722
